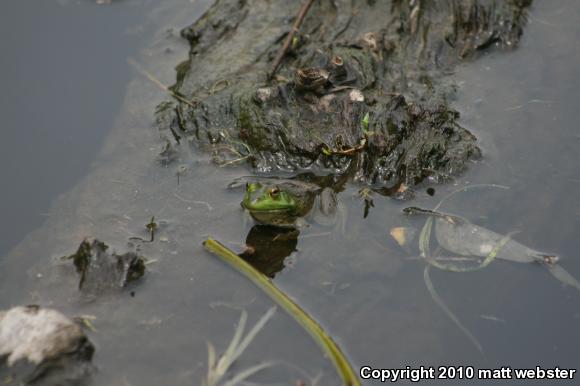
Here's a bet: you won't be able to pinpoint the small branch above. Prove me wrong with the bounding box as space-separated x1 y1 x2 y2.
269 0 316 79
127 57 196 108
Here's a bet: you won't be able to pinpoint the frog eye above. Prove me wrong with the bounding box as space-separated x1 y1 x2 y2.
269 186 280 197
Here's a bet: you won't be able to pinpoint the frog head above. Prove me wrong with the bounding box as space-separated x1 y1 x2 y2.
242 182 297 212
242 182 299 226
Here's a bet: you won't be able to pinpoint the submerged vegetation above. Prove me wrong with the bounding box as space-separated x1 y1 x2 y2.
396 185 580 352
202 308 277 386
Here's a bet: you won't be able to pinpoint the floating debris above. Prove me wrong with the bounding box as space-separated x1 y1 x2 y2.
433 214 556 265
389 227 416 248
480 314 506 323
66 239 146 295
399 184 580 353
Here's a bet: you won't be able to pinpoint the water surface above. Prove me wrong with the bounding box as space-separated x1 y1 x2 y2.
1 1 579 385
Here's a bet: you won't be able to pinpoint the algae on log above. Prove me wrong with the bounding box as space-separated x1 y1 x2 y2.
157 0 531 189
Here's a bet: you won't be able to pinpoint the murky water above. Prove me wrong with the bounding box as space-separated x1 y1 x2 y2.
1 1 579 385
0 0 148 256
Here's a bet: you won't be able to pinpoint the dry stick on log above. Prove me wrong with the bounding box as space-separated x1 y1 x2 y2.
127 58 196 108
269 0 316 79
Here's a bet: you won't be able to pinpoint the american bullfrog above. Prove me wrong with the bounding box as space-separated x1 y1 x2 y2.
230 177 341 228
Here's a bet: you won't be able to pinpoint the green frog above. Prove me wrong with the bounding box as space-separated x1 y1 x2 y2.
231 177 342 228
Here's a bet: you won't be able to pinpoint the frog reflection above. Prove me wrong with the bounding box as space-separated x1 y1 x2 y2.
239 225 298 278
230 174 346 277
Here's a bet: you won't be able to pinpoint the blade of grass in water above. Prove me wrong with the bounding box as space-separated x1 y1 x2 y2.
414 199 514 353
203 308 276 386
221 362 276 386
423 265 483 353
433 184 510 211
411 183 580 353
418 216 433 259
203 238 361 386
415 206 482 351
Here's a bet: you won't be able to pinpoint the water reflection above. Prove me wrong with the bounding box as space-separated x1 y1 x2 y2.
239 225 299 278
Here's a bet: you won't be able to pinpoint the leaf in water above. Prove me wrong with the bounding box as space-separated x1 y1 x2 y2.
361 112 370 133
548 265 580 293
428 227 515 273
389 227 416 248
433 215 553 264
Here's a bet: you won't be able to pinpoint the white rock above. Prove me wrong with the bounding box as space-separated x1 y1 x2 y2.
349 89 365 102
0 306 87 366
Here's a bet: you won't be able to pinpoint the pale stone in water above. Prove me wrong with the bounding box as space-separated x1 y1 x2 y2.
0 306 87 366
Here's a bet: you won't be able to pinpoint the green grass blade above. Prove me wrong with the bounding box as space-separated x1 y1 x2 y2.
203 238 361 386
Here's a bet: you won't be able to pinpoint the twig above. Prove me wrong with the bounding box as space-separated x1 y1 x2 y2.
332 143 366 156
269 0 316 79
218 155 251 167
127 57 196 108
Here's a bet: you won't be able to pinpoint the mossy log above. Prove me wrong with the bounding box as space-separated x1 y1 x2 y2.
158 0 531 190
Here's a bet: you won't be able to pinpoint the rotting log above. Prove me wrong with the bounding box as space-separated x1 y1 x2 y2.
157 0 531 192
